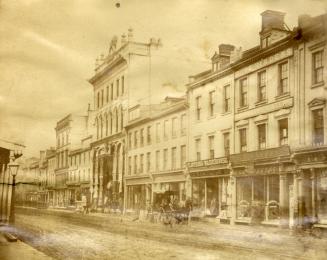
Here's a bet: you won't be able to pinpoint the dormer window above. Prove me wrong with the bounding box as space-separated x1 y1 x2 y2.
261 35 270 48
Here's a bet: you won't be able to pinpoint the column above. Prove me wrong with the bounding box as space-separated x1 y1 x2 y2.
310 168 316 219
279 173 288 227
297 169 304 227
99 157 104 209
230 174 237 225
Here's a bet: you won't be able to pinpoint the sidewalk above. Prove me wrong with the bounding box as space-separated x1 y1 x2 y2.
0 225 52 260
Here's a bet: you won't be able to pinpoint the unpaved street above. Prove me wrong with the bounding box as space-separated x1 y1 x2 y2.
10 208 295 260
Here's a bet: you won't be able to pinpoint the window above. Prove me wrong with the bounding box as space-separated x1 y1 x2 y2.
101 89 104 107
172 117 177 138
128 157 132 175
208 136 215 159
116 79 120 97
258 124 266 149
279 62 288 95
134 130 138 148
196 96 201 120
106 86 109 103
121 76 125 94
223 132 230 156
313 109 324 146
110 83 114 101
240 128 247 152
155 150 160 171
140 128 144 146
261 36 270 48
97 92 100 108
156 122 161 142
181 114 187 135
128 132 132 149
105 114 108 136
180 145 186 168
140 154 144 173
240 78 248 107
209 91 215 116
258 71 266 102
195 138 201 161
146 152 151 172
147 126 152 144
163 149 168 170
171 147 177 170
279 119 288 146
223 85 230 113
134 155 138 174
164 120 168 140
313 51 324 84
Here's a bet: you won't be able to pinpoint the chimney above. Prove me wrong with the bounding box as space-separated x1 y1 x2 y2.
218 44 235 56
260 10 286 34
128 28 134 42
298 14 312 29
121 33 127 45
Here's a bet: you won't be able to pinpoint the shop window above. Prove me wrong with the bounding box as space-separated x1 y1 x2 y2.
257 71 266 102
278 62 288 95
223 132 230 156
209 91 215 116
223 85 230 113
279 119 288 146
208 135 215 159
236 177 252 218
258 124 266 150
313 51 324 85
207 178 219 216
318 171 327 222
192 179 205 210
240 78 248 107
313 109 324 146
195 138 201 161
239 128 247 152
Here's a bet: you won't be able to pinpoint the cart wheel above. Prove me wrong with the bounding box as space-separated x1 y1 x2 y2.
312 227 322 238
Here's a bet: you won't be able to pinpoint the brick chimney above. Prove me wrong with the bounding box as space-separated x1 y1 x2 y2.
260 10 286 34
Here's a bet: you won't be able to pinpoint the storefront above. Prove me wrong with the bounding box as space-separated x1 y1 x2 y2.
125 176 152 212
187 157 230 218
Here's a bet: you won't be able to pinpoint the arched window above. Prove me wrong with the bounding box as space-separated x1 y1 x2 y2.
121 109 124 131
105 113 108 136
100 116 103 139
96 118 99 140
115 109 118 133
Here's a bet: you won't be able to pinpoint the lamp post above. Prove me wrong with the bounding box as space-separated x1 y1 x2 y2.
8 160 19 225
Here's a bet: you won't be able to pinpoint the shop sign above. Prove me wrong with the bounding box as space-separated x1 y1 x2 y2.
187 157 228 168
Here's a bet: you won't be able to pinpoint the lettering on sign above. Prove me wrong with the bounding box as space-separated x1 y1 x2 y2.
187 157 228 168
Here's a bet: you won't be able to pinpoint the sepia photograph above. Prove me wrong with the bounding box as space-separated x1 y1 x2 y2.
1 0 327 259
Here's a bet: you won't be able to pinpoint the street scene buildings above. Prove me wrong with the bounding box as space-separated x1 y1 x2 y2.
1 5 326 259
13 10 327 232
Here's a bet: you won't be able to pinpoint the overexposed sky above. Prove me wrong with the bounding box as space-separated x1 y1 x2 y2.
0 0 326 156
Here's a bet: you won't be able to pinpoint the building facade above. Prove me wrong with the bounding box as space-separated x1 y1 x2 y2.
124 97 188 212
186 10 327 229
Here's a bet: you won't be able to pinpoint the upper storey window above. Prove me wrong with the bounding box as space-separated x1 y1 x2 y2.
278 62 288 95
239 78 248 108
196 96 201 120
313 51 324 85
261 35 270 48
313 108 324 146
257 71 266 102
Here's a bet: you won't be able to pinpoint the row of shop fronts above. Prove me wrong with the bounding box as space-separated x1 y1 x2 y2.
124 145 327 229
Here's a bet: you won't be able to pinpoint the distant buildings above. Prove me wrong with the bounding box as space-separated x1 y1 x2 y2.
21 10 327 230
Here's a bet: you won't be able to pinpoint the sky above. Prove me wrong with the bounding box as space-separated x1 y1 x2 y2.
0 0 326 157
